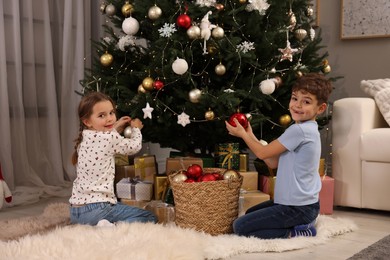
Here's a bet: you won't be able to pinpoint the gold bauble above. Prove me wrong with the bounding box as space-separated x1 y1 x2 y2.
307 7 314 17
239 0 247 4
322 65 331 74
294 29 307 41
207 44 218 55
142 77 154 91
138 84 147 93
189 88 202 103
100 3 107 13
322 59 329 66
215 3 225 11
223 170 239 180
279 114 292 127
121 2 134 17
205 109 215 120
274 76 283 87
214 63 226 76
296 71 303 78
148 5 162 20
211 26 225 39
187 25 201 40
100 52 113 67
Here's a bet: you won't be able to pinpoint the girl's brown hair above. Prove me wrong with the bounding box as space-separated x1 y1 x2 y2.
292 73 333 105
71 92 116 165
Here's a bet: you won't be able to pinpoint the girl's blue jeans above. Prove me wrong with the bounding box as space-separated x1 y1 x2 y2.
233 200 319 239
70 202 157 225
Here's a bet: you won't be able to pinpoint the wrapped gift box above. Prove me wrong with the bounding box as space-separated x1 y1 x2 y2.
166 157 203 174
134 155 157 183
239 190 270 216
170 151 215 168
259 175 276 200
115 165 135 185
318 158 326 176
116 178 153 201
239 171 258 191
319 176 334 214
144 201 175 224
154 175 168 200
215 143 240 170
239 153 249 172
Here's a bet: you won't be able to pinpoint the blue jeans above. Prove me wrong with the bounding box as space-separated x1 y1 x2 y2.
70 202 157 225
233 200 319 239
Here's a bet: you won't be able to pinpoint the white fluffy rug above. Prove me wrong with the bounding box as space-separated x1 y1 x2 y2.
0 207 357 260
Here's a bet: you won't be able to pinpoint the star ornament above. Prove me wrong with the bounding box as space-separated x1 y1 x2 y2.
142 102 154 119
278 40 298 62
177 112 190 127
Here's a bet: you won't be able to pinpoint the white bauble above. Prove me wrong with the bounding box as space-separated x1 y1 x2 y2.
189 89 202 103
122 17 139 35
123 126 132 138
105 4 116 16
172 58 188 75
148 5 162 20
187 25 201 40
259 79 276 95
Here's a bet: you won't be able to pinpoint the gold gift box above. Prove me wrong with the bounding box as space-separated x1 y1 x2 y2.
239 190 270 216
115 165 135 185
154 175 168 200
120 198 149 209
134 155 157 183
239 171 258 191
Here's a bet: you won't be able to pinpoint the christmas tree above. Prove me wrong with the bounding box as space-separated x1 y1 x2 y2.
82 0 331 154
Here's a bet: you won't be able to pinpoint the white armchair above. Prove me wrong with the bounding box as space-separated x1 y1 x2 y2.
332 98 390 211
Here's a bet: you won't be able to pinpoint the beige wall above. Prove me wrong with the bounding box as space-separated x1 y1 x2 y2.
319 0 390 101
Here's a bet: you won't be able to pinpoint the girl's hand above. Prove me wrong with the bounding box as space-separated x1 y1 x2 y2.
114 116 131 133
130 118 144 130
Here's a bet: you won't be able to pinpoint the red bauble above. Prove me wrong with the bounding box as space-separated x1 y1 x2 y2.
200 173 217 182
228 112 249 128
177 14 192 29
184 178 195 183
186 164 203 179
153 80 164 90
212 172 223 180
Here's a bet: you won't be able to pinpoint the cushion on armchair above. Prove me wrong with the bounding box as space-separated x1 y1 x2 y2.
360 79 390 126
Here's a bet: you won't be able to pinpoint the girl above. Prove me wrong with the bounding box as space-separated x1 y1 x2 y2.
69 92 156 225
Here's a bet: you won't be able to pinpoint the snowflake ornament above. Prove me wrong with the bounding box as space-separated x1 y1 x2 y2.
237 41 255 54
142 102 154 119
278 40 298 62
246 0 270 14
195 0 217 7
158 23 177 38
117 35 136 51
177 112 190 127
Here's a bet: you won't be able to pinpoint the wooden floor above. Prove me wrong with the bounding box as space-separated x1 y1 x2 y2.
1 197 389 260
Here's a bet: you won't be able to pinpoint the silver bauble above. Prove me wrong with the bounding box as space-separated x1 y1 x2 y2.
123 126 132 138
172 172 188 183
189 89 202 103
105 4 116 17
211 26 225 39
294 29 307 41
148 5 162 20
187 25 201 40
215 63 226 76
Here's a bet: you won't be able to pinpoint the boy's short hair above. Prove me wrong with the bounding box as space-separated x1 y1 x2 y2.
292 73 333 104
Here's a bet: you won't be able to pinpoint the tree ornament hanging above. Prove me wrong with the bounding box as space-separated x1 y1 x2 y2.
322 60 331 74
214 63 226 76
187 25 201 40
279 114 292 127
172 58 188 75
142 102 154 119
148 5 162 20
138 84 147 93
273 76 283 87
278 38 298 62
123 126 132 138
288 9 297 31
215 3 224 11
100 51 113 67
259 79 276 95
239 0 247 4
153 80 164 90
100 2 107 14
142 77 154 91
294 29 307 41
189 89 202 103
307 6 314 17
205 109 215 120
200 11 217 54
177 13 192 29
122 17 139 35
211 26 224 39
121 2 134 17
177 112 191 127
105 4 116 17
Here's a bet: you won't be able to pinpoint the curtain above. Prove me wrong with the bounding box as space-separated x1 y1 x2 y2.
0 0 89 206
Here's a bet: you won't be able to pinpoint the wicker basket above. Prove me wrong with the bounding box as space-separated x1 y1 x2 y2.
169 168 243 236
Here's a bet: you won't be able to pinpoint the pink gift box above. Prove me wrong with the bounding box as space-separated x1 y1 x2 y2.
259 175 276 200
319 176 334 214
